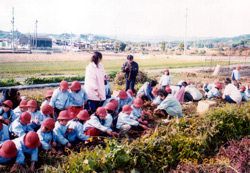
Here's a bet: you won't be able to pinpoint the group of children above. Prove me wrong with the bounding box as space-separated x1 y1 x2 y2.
0 65 249 171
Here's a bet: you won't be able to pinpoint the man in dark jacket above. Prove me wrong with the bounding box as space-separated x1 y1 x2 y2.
121 55 139 94
0 88 21 109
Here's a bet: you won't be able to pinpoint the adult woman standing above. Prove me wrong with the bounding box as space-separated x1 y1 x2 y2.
85 52 106 112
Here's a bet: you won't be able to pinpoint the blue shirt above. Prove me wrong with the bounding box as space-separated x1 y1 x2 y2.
67 120 89 142
0 124 10 144
41 100 50 109
116 112 139 129
0 108 16 122
37 129 55 150
53 121 69 145
157 95 182 118
13 106 23 120
245 88 250 98
83 114 109 132
102 97 118 107
13 135 38 164
9 118 34 137
137 82 153 100
105 82 111 96
159 75 172 86
69 88 88 107
116 96 133 113
241 91 249 101
206 88 221 99
50 88 70 110
0 155 11 163
130 105 142 120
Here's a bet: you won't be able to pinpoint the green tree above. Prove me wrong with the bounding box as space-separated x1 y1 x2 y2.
119 43 126 51
179 42 184 51
161 42 166 51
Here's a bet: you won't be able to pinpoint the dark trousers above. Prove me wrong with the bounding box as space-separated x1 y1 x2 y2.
225 95 236 103
125 78 136 93
86 100 104 113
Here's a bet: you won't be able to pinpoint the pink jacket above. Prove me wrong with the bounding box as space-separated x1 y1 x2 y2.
84 62 106 101
174 86 185 104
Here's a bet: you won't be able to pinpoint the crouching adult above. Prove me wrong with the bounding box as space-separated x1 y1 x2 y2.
83 107 118 137
116 105 148 135
11 131 40 171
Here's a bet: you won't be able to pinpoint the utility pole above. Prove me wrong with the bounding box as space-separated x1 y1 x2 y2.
184 8 188 56
11 7 15 53
35 19 38 49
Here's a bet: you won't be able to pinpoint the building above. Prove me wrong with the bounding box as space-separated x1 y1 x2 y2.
19 35 52 48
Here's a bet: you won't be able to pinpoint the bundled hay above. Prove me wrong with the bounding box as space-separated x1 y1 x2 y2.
113 71 149 85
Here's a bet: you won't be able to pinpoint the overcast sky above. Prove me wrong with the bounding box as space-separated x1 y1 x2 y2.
1 0 250 41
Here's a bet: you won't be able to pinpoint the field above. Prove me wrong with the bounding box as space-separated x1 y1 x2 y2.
0 52 250 172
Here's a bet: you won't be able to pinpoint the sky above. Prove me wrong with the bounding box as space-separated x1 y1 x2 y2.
0 0 250 41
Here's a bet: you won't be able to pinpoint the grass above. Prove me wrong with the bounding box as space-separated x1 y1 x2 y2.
0 58 205 78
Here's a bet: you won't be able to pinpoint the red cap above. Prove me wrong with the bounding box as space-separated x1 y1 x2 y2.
77 110 90 120
70 81 81 91
105 102 116 111
42 104 54 115
215 83 222 89
23 131 40 149
19 100 28 108
20 112 31 124
110 99 119 109
118 90 128 99
127 89 133 96
57 110 71 120
60 80 69 90
105 75 110 80
236 66 241 70
133 98 143 108
164 69 169 73
96 107 107 116
2 100 13 108
122 105 133 114
165 86 172 93
0 140 17 158
27 100 37 108
41 118 55 130
152 87 159 96
240 85 246 91
46 90 53 98
187 81 192 85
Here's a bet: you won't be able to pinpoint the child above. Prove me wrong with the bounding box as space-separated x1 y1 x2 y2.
37 118 57 152
11 131 40 171
0 121 9 144
127 89 134 97
104 75 111 99
130 98 148 125
83 107 118 137
231 66 241 86
205 83 222 99
245 84 250 97
151 87 162 106
105 102 116 119
13 100 28 120
116 105 148 135
116 90 133 113
0 140 17 164
27 100 42 131
69 81 88 119
154 89 182 118
239 86 249 101
159 69 172 89
50 80 71 118
9 112 34 138
165 86 172 94
137 80 157 101
67 110 90 144
41 90 53 109
40 104 54 122
0 100 16 125
222 78 242 103
53 110 72 148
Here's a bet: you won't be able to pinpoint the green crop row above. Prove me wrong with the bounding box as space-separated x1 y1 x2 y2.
0 78 21 87
45 102 250 172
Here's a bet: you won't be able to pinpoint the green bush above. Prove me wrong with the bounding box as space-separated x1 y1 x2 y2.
107 71 118 80
24 75 84 85
0 78 21 87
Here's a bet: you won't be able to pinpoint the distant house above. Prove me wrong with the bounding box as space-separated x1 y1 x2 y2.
19 35 52 48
